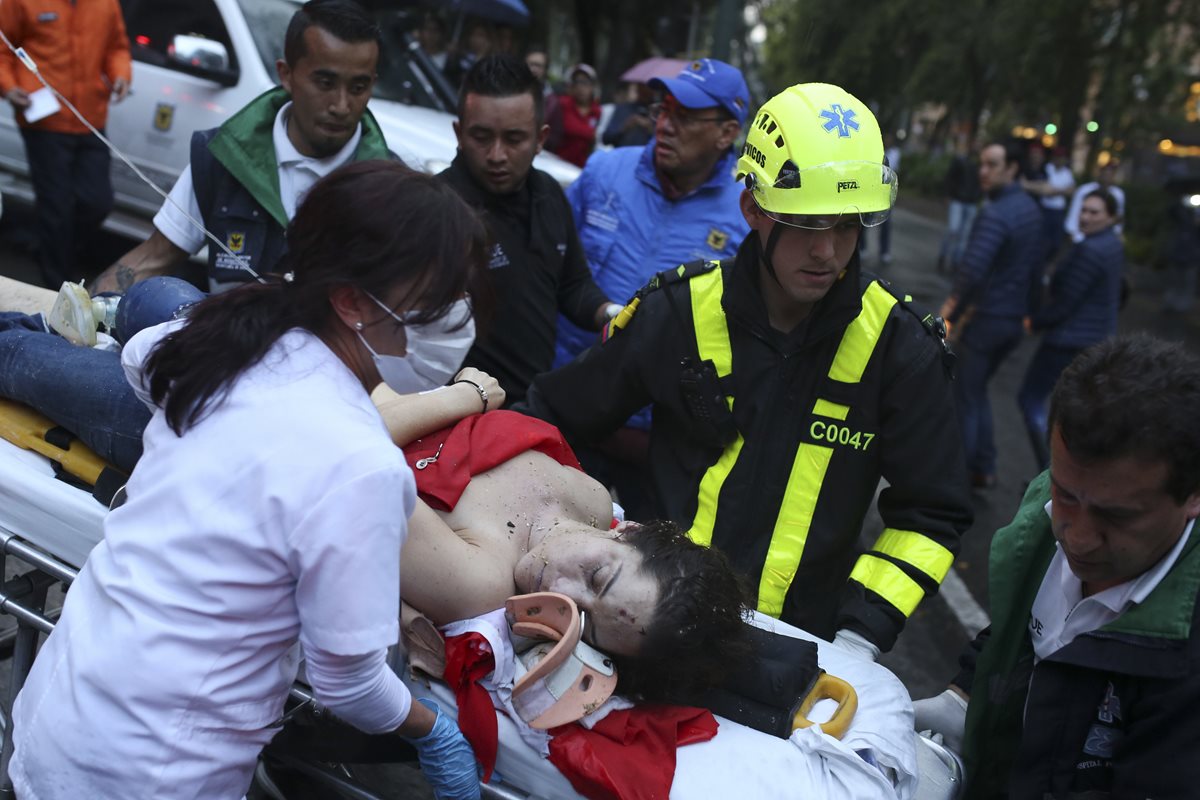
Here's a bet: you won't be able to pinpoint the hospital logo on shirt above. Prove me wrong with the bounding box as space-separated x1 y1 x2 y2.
154 103 175 132
226 231 245 254
706 228 730 251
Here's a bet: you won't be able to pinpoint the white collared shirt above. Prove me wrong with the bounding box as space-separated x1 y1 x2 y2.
1029 500 1194 662
153 101 363 261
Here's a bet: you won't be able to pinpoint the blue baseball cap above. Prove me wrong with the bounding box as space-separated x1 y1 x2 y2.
649 59 750 125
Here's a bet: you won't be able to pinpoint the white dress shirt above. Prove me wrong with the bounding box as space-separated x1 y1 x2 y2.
1029 501 1193 662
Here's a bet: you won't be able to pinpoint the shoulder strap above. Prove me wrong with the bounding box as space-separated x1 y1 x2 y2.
602 259 722 341
876 279 956 376
189 128 220 229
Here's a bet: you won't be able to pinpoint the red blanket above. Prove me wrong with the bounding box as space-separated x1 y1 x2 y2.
405 411 581 511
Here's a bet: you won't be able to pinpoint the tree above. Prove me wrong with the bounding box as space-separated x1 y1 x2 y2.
759 0 1200 164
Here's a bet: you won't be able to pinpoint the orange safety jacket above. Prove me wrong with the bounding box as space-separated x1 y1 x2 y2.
0 0 131 134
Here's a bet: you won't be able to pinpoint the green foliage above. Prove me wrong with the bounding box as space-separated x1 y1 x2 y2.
1121 180 1176 268
760 0 1200 155
898 151 952 198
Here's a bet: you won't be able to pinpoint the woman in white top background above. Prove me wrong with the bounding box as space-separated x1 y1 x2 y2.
9 161 486 800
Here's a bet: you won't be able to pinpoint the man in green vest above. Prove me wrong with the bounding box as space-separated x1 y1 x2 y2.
914 334 1200 798
521 83 972 659
91 0 391 295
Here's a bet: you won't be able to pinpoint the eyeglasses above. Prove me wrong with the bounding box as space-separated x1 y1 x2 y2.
649 96 728 128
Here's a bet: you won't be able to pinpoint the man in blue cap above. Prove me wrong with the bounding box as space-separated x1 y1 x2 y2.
550 59 750 517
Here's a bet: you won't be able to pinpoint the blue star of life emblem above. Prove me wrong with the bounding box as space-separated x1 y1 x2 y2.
819 105 860 138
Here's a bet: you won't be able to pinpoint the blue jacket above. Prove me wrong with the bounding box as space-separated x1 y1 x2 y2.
1032 227 1123 350
951 182 1043 322
555 140 748 370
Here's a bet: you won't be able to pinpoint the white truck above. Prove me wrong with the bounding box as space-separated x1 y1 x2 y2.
0 0 578 240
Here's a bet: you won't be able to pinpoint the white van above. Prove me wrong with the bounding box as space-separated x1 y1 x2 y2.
0 0 578 240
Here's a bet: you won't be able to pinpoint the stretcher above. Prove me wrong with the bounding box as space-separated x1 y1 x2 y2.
0 432 963 800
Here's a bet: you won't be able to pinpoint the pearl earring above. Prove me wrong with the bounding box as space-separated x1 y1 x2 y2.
355 321 364 330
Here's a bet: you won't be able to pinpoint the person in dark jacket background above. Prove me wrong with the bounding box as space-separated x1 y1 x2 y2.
937 136 982 273
941 140 1043 489
913 334 1200 800
443 55 616 405
1017 189 1123 470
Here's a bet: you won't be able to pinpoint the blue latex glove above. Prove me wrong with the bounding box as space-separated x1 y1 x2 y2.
404 698 481 800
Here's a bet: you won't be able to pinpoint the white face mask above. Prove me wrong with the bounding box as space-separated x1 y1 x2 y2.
356 294 476 394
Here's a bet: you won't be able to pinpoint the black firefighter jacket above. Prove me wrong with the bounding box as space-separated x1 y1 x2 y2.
522 235 973 650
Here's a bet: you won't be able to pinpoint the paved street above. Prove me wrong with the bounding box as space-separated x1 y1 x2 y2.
0 193 1197 797
864 198 1200 700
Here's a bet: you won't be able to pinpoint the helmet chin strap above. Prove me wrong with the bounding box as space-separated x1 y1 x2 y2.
760 220 787 287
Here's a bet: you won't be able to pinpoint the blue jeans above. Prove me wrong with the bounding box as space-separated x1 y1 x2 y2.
955 315 1024 477
1016 343 1080 471
0 278 204 473
0 315 149 472
940 201 977 268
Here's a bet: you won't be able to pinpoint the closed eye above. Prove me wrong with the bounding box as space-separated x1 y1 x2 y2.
597 564 622 598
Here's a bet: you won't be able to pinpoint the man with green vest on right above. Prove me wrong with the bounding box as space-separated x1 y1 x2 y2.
915 334 1200 798
522 83 972 659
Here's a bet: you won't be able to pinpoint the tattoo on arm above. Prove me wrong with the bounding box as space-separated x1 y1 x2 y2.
115 264 136 292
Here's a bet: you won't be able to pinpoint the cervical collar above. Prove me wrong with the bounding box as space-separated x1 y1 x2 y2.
506 592 618 729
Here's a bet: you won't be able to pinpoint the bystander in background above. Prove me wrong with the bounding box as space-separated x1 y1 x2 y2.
1017 189 1124 471
0 0 131 288
938 137 982 273
1064 161 1124 242
552 63 600 168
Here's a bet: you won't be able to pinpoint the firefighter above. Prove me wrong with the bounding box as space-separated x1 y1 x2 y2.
522 83 973 658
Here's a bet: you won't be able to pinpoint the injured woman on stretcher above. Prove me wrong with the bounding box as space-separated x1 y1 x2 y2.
334 378 928 799
382 378 744 698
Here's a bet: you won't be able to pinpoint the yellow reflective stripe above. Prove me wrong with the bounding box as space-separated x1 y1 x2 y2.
849 554 926 617
686 268 736 548
873 528 955 583
812 398 849 420
756 443 834 617
754 281 897 617
827 282 897 384
689 269 732 375
688 435 744 548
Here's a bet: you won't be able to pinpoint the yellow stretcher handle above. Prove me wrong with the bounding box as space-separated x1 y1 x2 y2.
0 397 114 485
791 672 859 740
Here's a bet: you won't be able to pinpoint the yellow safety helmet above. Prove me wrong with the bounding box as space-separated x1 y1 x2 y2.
736 83 898 229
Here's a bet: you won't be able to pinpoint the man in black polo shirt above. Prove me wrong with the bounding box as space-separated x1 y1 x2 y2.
440 54 617 405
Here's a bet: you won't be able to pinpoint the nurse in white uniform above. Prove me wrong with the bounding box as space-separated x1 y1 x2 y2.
9 161 485 800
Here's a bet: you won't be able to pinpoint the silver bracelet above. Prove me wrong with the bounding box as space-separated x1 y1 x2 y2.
454 378 488 413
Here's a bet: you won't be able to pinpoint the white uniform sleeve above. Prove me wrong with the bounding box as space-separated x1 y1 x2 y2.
152 165 208 255
1064 185 1087 242
304 645 412 734
291 461 413 656
120 318 188 411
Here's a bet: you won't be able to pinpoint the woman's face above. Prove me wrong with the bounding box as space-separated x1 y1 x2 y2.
514 521 659 658
1079 196 1115 236
569 73 595 105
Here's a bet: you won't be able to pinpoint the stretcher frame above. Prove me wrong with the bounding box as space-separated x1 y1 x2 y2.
0 522 534 800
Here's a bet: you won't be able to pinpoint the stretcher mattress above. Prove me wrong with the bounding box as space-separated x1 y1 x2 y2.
406 615 919 800
0 436 921 799
0 437 106 566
